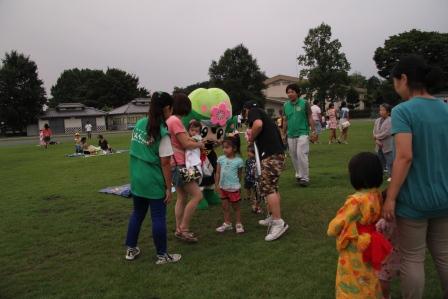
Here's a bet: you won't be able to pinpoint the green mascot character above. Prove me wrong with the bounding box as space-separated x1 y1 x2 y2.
182 88 232 209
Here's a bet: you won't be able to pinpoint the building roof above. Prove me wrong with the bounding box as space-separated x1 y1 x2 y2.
265 97 288 104
40 103 106 119
108 98 151 115
264 75 300 86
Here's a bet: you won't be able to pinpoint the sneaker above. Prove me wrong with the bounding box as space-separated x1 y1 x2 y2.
155 253 182 265
235 223 245 234
258 215 272 226
265 219 289 241
125 247 140 261
299 179 309 187
216 222 233 233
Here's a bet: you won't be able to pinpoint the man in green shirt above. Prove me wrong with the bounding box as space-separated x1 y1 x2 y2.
283 84 316 187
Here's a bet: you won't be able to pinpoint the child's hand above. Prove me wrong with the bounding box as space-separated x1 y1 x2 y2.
382 197 396 222
375 218 387 233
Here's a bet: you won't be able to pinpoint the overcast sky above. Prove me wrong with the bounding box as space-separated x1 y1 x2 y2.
1 0 447 96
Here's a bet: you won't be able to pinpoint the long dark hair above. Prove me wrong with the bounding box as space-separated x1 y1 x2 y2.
391 54 443 92
147 91 173 143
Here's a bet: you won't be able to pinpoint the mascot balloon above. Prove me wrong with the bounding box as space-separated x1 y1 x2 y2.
182 88 233 209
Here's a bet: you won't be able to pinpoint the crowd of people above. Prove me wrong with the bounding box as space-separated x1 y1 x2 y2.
123 55 448 298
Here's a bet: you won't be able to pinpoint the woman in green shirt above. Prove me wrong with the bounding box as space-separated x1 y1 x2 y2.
125 92 181 265
383 55 448 298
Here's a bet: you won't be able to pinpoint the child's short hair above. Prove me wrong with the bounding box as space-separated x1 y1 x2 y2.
348 152 383 190
380 103 392 114
223 135 241 154
188 120 202 131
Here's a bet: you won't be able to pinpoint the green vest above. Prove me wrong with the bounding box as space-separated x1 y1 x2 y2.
284 98 309 137
129 117 168 199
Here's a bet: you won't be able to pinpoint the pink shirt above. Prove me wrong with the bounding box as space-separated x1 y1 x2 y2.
166 115 186 166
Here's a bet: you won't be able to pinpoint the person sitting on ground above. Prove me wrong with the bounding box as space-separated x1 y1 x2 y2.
98 134 112 153
80 137 100 155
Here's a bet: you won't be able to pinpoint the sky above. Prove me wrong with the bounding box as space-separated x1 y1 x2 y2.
1 0 447 96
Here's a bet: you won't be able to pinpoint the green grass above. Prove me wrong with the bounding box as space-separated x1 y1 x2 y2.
0 121 443 299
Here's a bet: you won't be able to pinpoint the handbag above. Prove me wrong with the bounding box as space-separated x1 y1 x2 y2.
173 155 201 183
340 120 351 130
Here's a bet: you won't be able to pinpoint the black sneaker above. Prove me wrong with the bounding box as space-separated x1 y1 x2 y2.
125 247 140 261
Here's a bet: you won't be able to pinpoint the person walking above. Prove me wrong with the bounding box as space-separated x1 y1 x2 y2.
311 100 322 143
124 91 181 265
337 102 350 144
382 55 448 298
244 101 288 241
283 84 316 186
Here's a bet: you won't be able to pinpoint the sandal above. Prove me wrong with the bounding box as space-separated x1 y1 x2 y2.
177 231 198 243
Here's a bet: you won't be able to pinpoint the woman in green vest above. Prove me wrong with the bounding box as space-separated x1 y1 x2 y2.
125 92 181 265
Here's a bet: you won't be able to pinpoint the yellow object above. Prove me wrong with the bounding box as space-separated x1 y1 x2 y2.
327 189 383 299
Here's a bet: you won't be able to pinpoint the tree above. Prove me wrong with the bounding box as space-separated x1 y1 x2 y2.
209 44 267 112
297 23 351 102
0 51 46 131
346 87 360 106
50 68 147 109
348 72 367 88
173 81 210 95
374 29 448 88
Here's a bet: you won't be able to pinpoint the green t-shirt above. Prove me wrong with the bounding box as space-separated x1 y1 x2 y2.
284 98 309 137
392 97 448 219
129 117 168 200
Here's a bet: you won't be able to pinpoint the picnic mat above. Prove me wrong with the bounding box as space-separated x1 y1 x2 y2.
66 149 129 158
99 185 176 198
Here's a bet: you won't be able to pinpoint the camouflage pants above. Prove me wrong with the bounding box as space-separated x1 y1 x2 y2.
260 154 285 198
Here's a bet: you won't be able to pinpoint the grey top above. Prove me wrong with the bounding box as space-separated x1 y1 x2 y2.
373 116 393 153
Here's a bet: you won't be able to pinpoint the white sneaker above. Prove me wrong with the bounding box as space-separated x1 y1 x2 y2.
216 222 233 233
265 219 289 241
125 247 140 260
156 253 182 265
258 215 272 226
235 223 245 234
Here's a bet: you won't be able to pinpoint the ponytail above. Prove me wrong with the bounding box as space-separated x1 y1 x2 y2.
147 92 173 144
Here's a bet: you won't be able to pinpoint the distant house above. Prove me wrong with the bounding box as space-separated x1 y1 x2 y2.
263 75 299 117
107 98 151 130
37 103 107 135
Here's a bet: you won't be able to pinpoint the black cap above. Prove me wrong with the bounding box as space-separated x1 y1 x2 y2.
243 100 259 109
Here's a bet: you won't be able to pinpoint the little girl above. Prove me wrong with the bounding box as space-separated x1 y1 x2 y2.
215 136 245 234
244 146 260 214
327 152 392 299
185 120 203 182
74 132 82 153
326 103 338 144
376 190 400 299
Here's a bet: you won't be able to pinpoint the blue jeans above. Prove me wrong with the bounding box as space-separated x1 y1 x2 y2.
125 195 167 255
378 149 393 177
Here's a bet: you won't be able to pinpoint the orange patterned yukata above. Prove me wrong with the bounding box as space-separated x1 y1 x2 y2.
327 189 391 299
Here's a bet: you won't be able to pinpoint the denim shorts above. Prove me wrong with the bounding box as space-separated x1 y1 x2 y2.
171 166 185 188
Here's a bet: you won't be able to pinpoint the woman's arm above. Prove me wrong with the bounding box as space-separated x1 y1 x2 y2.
176 132 204 150
383 133 413 221
160 156 172 203
250 119 263 143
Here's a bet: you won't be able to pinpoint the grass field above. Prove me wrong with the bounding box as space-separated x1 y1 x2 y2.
0 120 443 299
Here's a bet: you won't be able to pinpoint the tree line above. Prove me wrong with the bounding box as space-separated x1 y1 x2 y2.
1 27 447 131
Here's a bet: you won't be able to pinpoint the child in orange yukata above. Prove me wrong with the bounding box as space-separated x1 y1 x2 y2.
328 152 392 299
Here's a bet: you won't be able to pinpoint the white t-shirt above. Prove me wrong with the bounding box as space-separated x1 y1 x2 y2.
159 135 174 158
311 105 321 121
85 124 92 132
185 135 202 171
237 114 242 124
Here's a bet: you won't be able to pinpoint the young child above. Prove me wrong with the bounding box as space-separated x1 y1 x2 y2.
185 120 203 181
74 132 82 153
98 134 112 153
376 190 400 299
373 104 393 180
244 146 260 214
326 103 338 144
215 136 245 234
327 152 392 299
